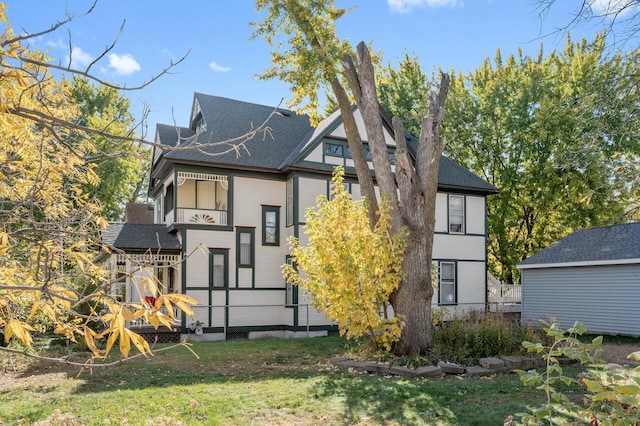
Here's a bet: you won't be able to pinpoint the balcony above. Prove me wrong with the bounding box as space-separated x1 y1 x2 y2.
176 208 228 226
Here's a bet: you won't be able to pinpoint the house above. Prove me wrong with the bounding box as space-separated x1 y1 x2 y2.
517 223 640 337
102 93 498 341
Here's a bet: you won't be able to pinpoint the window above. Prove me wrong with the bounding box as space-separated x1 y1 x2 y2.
236 228 255 267
262 206 280 246
209 249 228 288
164 183 174 216
286 179 294 226
328 180 350 200
285 256 295 307
448 195 465 234
324 142 344 157
437 261 456 305
154 196 163 224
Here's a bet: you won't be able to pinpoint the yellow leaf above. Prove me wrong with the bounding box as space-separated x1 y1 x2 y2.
6 319 36 347
119 329 131 358
121 307 136 322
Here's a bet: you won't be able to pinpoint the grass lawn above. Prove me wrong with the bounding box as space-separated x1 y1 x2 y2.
0 336 596 425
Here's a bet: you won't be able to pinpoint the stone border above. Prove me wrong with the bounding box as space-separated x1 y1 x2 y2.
330 355 547 379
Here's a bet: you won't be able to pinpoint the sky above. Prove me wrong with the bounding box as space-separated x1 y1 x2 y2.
2 0 622 139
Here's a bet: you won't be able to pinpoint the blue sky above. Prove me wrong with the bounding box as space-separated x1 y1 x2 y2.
4 1 614 138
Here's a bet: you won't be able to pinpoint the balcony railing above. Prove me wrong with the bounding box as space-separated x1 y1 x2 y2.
176 208 228 226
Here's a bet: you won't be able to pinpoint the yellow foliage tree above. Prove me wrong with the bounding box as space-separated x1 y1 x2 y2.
0 3 196 362
283 168 407 352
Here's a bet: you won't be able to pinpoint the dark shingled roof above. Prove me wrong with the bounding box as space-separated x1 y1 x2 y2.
160 94 312 170
518 223 640 268
102 223 181 252
154 93 498 195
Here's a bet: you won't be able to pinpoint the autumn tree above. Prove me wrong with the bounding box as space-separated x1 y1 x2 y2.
0 3 200 361
70 77 151 221
284 168 406 351
254 0 450 355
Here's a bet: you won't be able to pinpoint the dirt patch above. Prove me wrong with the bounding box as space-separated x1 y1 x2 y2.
600 343 640 366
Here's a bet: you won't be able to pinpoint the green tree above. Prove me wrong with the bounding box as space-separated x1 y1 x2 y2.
284 168 407 351
70 77 151 221
255 0 450 356
443 34 640 283
377 53 433 139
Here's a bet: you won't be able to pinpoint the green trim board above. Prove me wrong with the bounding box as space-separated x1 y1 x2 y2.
261 205 280 246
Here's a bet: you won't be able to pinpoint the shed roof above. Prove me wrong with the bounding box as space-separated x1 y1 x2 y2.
101 223 181 252
518 223 640 269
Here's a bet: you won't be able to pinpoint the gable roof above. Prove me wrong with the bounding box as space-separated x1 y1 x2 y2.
157 94 312 171
518 223 640 269
154 93 498 195
101 223 181 252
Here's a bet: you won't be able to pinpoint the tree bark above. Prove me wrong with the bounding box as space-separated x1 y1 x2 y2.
343 42 450 356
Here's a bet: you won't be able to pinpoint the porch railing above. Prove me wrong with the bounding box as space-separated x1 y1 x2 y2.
487 283 521 304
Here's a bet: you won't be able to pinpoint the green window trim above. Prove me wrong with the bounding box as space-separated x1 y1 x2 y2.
448 194 465 234
209 249 229 289
434 260 457 305
262 205 280 246
236 227 255 268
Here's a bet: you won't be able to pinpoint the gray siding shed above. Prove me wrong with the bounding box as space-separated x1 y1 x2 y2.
518 223 640 337
521 264 640 336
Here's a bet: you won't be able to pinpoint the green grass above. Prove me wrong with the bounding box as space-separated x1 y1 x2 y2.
0 336 588 425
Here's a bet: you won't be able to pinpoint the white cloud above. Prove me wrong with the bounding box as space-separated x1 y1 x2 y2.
209 61 231 72
388 0 459 13
108 53 141 75
589 0 636 17
67 47 94 69
46 38 65 49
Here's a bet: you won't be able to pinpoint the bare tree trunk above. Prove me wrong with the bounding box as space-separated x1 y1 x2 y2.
343 42 450 356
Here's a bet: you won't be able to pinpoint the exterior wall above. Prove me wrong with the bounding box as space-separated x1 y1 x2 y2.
521 264 640 336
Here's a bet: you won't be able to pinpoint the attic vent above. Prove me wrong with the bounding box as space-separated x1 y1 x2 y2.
276 109 291 117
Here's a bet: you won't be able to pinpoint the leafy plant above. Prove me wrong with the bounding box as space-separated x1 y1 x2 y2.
517 320 640 425
283 167 407 352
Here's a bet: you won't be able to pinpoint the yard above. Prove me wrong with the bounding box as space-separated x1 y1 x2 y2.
1 336 638 425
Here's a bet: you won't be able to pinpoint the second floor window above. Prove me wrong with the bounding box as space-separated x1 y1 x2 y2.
262 206 280 246
449 195 465 234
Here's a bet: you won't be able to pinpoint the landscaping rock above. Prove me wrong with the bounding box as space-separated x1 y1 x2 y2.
331 359 368 373
389 365 419 378
363 362 391 374
415 365 443 378
500 356 526 370
465 365 495 377
479 357 506 370
438 361 465 375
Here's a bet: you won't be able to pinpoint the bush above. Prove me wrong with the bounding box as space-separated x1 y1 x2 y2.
432 310 545 364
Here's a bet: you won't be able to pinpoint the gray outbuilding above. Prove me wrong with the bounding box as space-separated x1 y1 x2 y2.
517 223 640 337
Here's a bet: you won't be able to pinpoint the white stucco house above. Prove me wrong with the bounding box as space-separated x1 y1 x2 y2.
101 93 498 341
518 223 640 337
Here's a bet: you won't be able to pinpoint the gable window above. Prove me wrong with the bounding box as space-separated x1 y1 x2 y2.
436 261 457 305
286 179 294 226
236 228 255 267
448 195 465 234
324 142 344 157
262 206 280 246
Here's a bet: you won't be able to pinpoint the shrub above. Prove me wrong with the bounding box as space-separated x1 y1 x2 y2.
432 310 544 364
